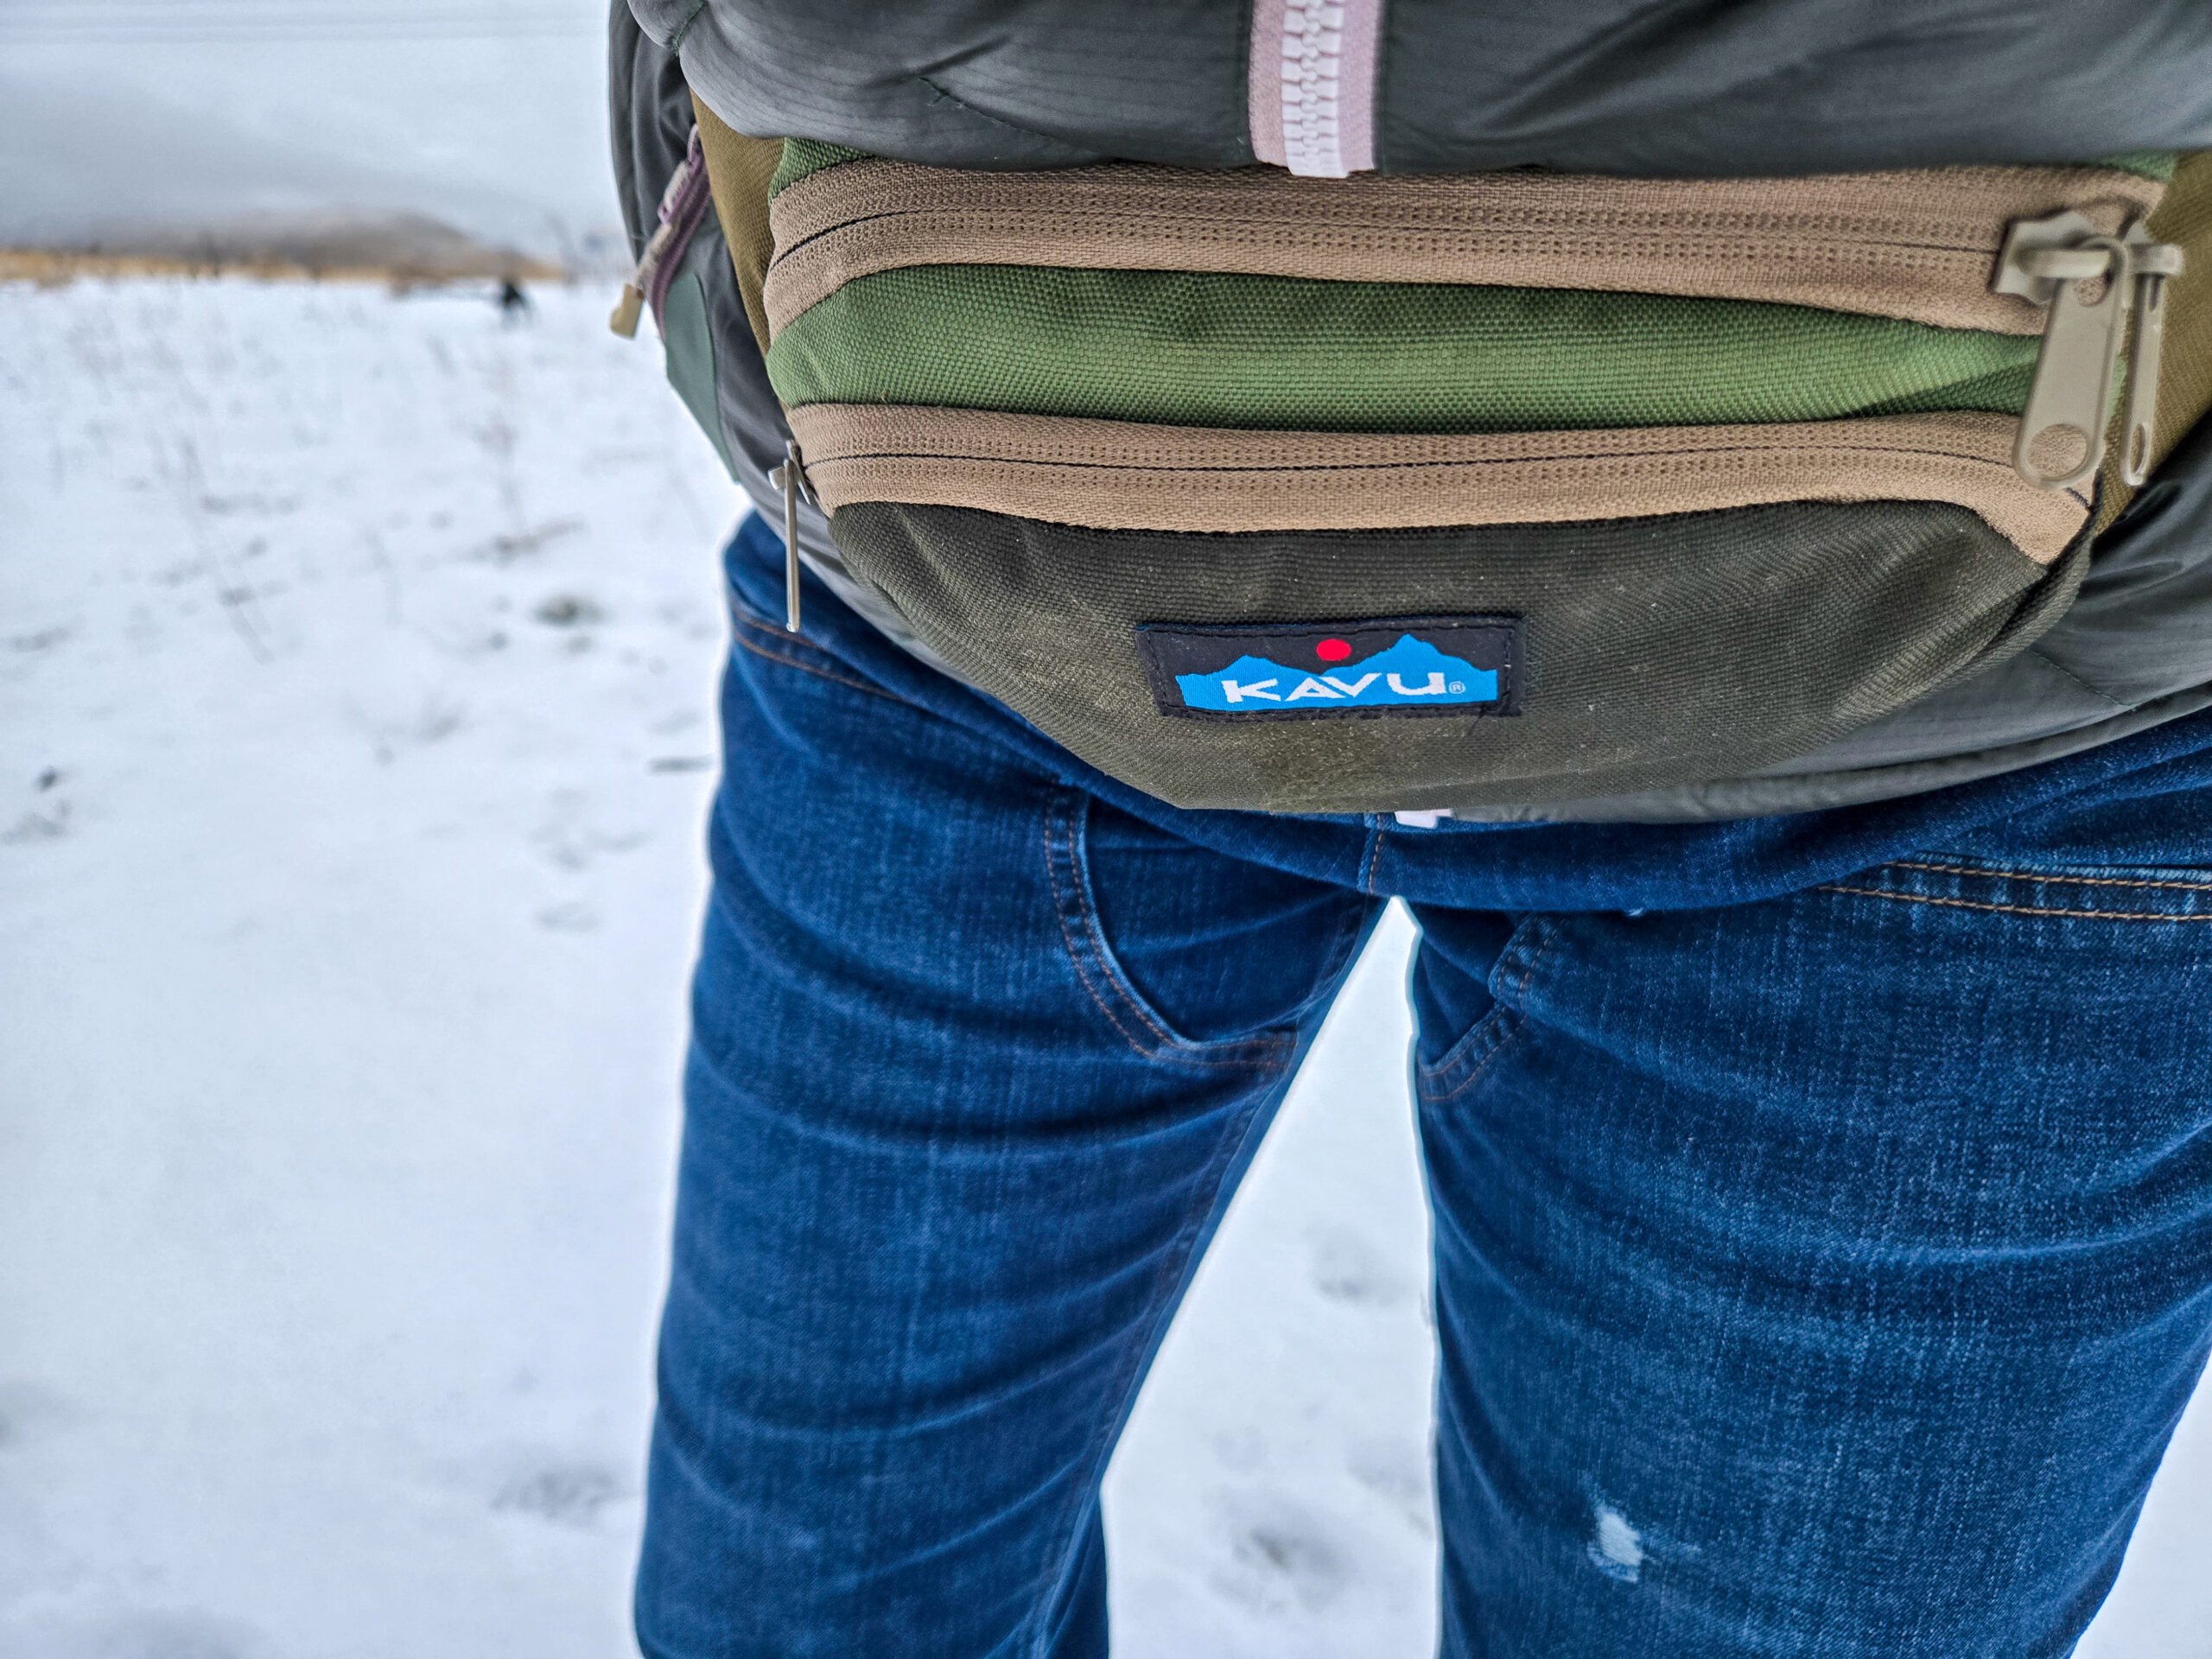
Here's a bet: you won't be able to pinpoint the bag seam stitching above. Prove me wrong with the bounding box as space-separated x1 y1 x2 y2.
2018 644 2134 712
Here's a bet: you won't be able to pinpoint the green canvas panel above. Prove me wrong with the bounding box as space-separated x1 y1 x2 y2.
660 247 738 478
825 499 2082 813
767 265 2038 434
2102 150 2182 181
771 139 869 197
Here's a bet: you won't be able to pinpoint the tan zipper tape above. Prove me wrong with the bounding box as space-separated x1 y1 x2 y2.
784 405 2089 565
766 160 2164 340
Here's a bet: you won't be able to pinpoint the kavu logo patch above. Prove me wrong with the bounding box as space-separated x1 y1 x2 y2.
1137 616 1522 721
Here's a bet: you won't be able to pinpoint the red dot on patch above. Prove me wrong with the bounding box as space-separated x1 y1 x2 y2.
1315 638 1352 662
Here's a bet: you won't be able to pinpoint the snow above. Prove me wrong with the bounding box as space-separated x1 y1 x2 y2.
2 277 2207 1656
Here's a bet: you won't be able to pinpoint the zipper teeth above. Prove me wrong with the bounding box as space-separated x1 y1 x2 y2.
1277 1 1384 178
624 125 714 323
1278 2 1344 177
645 153 715 318
765 159 2164 340
773 160 2164 252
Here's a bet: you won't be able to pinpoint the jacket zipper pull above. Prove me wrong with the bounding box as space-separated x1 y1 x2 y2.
2121 223 2187 486
610 215 680 339
766 440 817 632
609 126 706 339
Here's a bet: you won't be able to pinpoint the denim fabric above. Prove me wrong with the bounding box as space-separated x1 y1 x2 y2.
635 516 2212 1657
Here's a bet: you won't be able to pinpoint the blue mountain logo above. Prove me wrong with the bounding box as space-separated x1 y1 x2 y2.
1176 634 1498 713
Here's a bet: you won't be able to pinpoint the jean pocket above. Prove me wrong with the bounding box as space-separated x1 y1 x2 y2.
1414 915 1557 1101
1041 792 1347 1073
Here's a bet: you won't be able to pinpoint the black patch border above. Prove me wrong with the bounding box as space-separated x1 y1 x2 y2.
1136 614 1524 722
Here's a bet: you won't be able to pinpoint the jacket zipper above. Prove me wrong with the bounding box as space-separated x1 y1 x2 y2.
1993 210 2185 489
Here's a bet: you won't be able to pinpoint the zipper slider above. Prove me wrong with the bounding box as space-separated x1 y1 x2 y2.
609 126 708 339
609 215 679 339
1995 211 2131 491
2121 222 2187 486
766 440 817 632
1995 211 2185 492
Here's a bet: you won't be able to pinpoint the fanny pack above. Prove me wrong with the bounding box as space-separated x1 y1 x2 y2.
658 118 2210 814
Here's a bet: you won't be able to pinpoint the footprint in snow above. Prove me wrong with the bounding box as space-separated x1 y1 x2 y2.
0 1379 76 1448
1205 1492 1350 1615
1308 1223 1412 1309
491 1459 627 1528
1347 1435 1437 1539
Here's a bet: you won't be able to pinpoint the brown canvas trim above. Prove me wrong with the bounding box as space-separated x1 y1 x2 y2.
785 406 2089 565
765 157 2165 340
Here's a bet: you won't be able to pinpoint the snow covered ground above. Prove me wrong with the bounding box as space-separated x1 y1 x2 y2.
1 278 2206 1658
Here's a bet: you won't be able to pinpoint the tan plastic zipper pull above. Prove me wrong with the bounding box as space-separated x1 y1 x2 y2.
766 440 817 632
609 283 647 338
1995 211 2187 492
1995 211 2132 491
610 212 683 339
610 126 708 339
2121 224 2188 486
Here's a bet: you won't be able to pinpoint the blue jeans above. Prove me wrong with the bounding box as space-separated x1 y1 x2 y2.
635 518 2212 1657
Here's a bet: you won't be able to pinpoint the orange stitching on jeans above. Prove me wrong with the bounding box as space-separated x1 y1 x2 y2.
1053 798 1176 1051
1414 1000 1510 1088
1041 801 1285 1070
1042 805 1160 1059
1885 859 2212 894
1417 920 1557 1094
1820 883 2212 922
729 627 911 706
1424 1009 1529 1103
1358 817 1385 896
1511 920 1563 1010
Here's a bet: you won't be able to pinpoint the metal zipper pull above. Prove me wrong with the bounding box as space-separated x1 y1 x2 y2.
2121 223 2187 486
1994 211 2133 492
766 440 816 632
